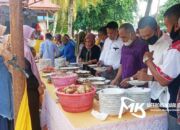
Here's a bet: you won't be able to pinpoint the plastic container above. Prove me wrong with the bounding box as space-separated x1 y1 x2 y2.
51 73 78 88
56 87 96 112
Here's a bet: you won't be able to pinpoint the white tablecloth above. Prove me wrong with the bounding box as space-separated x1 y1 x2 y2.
41 90 168 130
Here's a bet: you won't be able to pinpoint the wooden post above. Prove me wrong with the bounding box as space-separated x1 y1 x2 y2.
9 0 25 122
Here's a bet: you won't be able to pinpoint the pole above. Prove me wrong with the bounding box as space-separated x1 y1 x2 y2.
53 12 58 35
9 0 25 122
46 12 49 30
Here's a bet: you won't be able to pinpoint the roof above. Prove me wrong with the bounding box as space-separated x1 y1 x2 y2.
0 0 9 6
0 0 59 11
28 0 60 11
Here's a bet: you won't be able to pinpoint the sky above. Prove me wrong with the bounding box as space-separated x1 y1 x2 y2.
138 0 168 16
132 0 168 28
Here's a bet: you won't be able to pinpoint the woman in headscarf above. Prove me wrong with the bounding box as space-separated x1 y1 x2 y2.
78 33 101 64
0 25 14 130
23 25 44 130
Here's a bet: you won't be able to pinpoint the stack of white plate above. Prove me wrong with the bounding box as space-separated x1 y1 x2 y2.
99 88 126 115
55 57 66 69
39 59 52 70
125 87 151 110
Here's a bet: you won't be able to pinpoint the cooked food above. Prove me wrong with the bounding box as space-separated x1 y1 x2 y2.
42 66 54 73
61 84 93 94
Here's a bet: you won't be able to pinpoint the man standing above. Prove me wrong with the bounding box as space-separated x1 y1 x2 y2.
39 33 59 65
98 26 108 49
141 4 180 129
60 34 76 63
135 16 172 107
97 21 123 80
111 23 148 87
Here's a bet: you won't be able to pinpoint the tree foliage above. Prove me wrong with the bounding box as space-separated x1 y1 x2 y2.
52 0 101 33
157 0 180 27
73 0 137 31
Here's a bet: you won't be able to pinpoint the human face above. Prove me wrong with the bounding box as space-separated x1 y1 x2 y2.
139 26 159 45
62 36 68 44
107 28 118 40
164 17 173 33
119 28 133 46
119 28 131 42
85 39 93 49
30 31 35 40
138 26 155 40
164 16 180 33
98 32 104 41
27 32 36 47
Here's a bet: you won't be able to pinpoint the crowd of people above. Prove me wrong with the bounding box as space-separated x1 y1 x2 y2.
0 3 179 130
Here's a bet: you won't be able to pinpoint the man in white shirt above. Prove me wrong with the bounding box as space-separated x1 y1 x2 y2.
97 21 123 79
141 4 180 129
135 16 172 105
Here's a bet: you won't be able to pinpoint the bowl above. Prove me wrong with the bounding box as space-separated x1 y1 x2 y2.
56 86 96 112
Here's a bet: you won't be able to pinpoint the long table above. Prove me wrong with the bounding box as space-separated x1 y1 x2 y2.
40 77 168 130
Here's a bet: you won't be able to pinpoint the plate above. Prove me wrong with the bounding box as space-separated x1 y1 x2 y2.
100 88 125 95
75 70 90 74
104 80 111 84
59 66 80 70
77 78 87 83
126 87 151 94
88 64 98 68
128 80 147 86
91 81 106 85
105 85 119 88
94 67 107 72
87 77 106 81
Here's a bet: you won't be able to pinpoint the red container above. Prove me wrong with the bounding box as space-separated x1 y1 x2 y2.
56 87 96 112
51 73 78 88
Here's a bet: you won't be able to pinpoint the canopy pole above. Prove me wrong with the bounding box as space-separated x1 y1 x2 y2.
53 12 58 35
46 12 49 30
9 0 25 123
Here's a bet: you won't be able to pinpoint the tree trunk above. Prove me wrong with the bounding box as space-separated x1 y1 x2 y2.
68 0 74 38
144 0 153 16
53 12 58 35
155 0 160 19
9 0 25 123
46 12 49 31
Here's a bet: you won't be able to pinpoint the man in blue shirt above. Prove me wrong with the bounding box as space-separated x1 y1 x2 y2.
40 33 59 65
60 34 76 63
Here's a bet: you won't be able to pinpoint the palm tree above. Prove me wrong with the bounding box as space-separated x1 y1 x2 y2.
68 0 74 37
52 0 101 37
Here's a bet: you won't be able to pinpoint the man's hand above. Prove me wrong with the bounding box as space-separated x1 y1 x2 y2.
120 78 130 88
111 79 118 85
106 65 113 73
97 60 103 66
0 43 13 62
143 51 154 64
135 70 152 81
